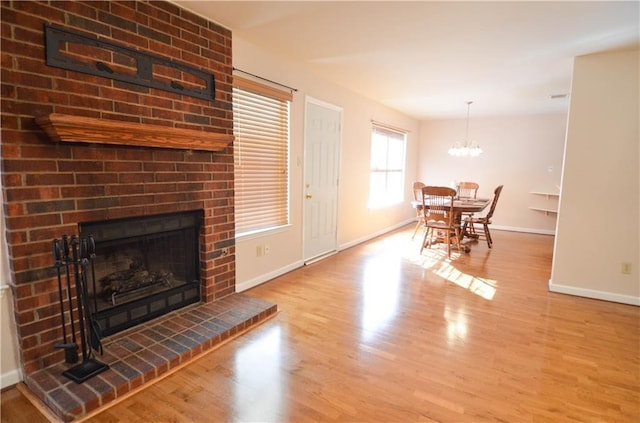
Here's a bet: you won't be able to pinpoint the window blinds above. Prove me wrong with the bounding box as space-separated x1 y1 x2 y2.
233 76 291 235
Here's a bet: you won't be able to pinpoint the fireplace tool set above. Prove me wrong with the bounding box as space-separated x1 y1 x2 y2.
52 234 109 383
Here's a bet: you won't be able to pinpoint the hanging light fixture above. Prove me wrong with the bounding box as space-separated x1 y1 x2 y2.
448 101 483 157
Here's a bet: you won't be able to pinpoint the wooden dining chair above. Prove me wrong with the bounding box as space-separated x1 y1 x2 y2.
411 181 426 239
462 185 504 248
457 181 480 221
420 186 461 258
458 181 479 199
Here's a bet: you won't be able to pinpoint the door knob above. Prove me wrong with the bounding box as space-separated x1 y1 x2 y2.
305 194 313 199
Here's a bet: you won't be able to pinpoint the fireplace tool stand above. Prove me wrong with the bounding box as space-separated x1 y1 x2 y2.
53 234 109 383
52 236 78 364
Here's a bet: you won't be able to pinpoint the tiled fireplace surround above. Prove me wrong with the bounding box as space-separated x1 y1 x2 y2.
2 1 277 420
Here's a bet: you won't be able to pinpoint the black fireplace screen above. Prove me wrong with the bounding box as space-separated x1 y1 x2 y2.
79 210 202 336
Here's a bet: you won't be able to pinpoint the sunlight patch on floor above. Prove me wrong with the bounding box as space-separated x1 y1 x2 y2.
404 236 497 300
234 326 286 422
444 307 469 342
433 262 497 300
360 256 401 341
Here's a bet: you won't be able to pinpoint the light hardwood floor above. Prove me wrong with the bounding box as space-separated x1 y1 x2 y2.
2 226 639 422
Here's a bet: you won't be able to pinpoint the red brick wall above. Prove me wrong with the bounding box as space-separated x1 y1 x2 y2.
1 0 236 375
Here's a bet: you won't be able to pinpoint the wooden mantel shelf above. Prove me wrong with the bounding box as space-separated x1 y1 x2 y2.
35 113 234 152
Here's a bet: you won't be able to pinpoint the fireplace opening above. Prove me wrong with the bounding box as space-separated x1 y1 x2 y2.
79 210 203 336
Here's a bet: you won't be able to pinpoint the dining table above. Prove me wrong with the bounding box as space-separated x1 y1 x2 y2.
411 197 491 252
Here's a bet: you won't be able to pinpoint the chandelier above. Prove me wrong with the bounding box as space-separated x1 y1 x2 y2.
448 101 483 157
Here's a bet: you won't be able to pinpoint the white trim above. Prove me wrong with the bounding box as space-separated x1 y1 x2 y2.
305 95 343 112
235 260 304 292
370 119 410 134
0 284 9 299
304 251 338 265
235 223 292 242
338 221 555 252
549 279 640 306
491 224 555 236
1 368 23 390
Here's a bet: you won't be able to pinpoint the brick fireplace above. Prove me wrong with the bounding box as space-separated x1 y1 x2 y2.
1 1 277 419
79 210 204 337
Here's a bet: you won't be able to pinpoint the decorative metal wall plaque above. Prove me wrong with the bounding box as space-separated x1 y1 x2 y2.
44 24 215 101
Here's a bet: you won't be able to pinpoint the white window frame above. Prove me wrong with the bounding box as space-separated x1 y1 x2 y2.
368 124 407 209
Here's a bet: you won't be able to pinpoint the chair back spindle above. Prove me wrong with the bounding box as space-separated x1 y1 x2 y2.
458 181 479 199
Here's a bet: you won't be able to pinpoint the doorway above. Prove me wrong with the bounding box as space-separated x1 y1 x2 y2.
303 97 342 263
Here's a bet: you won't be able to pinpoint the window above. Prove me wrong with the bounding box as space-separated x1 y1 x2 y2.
368 124 407 208
233 76 292 236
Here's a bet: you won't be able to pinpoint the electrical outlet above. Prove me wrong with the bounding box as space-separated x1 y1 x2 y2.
621 262 632 275
264 244 270 255
256 245 263 257
221 247 229 257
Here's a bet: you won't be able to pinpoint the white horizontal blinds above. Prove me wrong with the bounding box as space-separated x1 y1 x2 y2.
233 76 291 235
369 124 407 208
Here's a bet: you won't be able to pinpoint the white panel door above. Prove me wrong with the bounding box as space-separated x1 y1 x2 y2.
303 98 342 263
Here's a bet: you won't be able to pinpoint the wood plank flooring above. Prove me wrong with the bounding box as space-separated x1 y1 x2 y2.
3 226 639 422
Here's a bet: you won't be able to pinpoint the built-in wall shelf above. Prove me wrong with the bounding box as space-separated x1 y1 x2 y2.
529 192 560 216
528 206 558 215
530 191 560 199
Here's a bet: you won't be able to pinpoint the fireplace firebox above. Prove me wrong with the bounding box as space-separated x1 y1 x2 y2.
79 210 203 336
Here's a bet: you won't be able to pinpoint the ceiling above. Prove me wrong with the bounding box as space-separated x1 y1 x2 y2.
173 1 639 119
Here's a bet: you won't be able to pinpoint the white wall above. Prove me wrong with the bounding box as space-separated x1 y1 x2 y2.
1 179 22 388
232 36 419 291
418 114 567 234
551 48 639 305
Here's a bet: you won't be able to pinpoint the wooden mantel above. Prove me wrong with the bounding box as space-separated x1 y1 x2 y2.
35 113 234 152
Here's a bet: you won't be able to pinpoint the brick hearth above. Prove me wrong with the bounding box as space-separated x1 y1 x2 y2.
24 293 277 422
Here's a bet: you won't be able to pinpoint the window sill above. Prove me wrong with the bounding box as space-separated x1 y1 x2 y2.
236 224 292 241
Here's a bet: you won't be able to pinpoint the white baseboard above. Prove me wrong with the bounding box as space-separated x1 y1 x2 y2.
339 219 415 251
549 280 640 306
235 260 304 293
492 224 555 236
337 221 554 252
1 368 22 390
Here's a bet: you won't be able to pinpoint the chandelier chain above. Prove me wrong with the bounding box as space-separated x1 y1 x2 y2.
448 100 482 157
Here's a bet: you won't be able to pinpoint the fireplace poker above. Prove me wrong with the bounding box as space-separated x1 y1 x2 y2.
52 239 78 364
52 239 68 341
70 235 89 361
62 235 109 383
62 235 77 344
81 237 103 356
88 235 99 314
